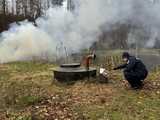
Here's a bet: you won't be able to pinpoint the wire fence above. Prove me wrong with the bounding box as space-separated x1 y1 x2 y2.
68 49 160 72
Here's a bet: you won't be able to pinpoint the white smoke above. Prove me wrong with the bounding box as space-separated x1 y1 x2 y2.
0 0 160 63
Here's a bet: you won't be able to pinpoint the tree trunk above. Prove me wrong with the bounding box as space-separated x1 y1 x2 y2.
2 0 6 29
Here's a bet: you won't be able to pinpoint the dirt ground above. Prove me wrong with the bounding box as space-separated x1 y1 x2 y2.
0 61 160 120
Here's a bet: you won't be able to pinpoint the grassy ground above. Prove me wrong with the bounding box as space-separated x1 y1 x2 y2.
0 61 160 120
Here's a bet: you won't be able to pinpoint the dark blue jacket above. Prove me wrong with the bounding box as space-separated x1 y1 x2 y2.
114 56 148 77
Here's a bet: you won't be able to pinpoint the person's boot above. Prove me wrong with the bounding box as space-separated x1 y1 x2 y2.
132 84 143 90
132 86 140 90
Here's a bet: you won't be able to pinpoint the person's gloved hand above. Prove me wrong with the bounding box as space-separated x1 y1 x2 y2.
122 80 129 87
113 67 117 70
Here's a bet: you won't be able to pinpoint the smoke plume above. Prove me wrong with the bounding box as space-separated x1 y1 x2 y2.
0 0 160 63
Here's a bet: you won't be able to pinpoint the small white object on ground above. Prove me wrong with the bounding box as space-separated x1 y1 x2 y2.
100 68 105 74
100 68 108 76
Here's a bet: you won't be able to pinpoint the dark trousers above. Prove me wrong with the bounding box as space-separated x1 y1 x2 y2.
124 70 148 88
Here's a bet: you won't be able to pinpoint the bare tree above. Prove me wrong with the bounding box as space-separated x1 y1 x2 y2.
1 0 6 29
0 0 64 32
11 0 15 14
2 0 6 15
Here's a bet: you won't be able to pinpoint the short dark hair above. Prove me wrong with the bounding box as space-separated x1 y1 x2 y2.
122 52 130 59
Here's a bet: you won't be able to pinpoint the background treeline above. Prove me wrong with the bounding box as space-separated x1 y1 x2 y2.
0 0 64 32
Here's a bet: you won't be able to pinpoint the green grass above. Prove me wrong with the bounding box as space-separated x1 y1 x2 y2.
0 61 160 120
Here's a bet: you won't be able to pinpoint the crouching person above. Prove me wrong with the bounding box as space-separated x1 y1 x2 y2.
113 52 148 89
